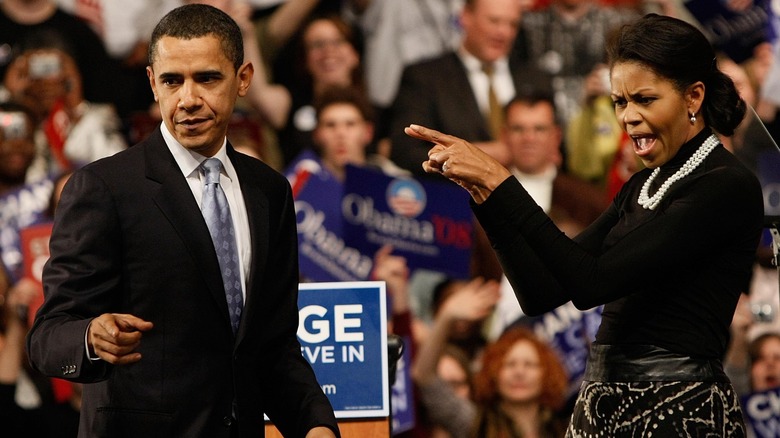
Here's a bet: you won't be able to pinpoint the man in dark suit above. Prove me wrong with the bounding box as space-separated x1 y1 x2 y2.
26 5 339 438
388 0 550 176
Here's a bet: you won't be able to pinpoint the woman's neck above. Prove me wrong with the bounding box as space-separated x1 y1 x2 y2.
1 0 57 25
500 401 544 438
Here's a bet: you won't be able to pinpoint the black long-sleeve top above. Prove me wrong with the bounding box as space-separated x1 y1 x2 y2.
473 128 764 359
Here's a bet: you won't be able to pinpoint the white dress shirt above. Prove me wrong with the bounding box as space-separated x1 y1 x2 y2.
458 48 515 117
161 122 251 303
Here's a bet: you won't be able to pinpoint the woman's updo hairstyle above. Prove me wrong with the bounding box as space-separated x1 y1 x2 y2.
606 14 746 136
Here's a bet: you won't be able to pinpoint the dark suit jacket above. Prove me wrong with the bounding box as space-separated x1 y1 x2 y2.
27 128 338 438
389 52 551 175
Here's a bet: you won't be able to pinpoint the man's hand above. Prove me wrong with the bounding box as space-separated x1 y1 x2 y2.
87 313 153 365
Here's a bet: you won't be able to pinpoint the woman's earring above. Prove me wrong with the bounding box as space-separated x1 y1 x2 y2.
689 112 696 124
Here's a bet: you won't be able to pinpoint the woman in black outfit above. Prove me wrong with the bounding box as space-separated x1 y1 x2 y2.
404 14 765 436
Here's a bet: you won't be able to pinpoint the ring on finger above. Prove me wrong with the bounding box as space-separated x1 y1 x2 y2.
442 161 450 173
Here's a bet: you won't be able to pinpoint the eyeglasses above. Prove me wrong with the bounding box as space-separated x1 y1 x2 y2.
507 124 554 136
306 38 348 52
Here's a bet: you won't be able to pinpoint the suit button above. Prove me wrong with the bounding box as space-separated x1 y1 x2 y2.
222 416 234 427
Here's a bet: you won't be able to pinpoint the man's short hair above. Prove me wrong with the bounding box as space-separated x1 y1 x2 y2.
503 91 559 122
148 4 244 71
314 86 374 124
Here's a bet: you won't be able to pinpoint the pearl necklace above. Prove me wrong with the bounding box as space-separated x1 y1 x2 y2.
637 134 719 210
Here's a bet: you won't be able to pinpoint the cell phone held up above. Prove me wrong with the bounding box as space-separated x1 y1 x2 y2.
28 53 61 79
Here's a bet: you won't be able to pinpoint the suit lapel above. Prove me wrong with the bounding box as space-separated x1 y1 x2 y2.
144 128 232 330
447 53 491 139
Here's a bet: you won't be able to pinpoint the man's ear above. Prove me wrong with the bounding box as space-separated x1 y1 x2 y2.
237 62 253 97
146 66 158 102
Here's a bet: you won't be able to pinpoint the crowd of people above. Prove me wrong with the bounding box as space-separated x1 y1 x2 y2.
0 0 779 437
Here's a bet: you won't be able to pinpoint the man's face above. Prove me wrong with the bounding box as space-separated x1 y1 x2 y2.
314 103 372 174
147 35 252 157
503 102 562 174
461 0 522 63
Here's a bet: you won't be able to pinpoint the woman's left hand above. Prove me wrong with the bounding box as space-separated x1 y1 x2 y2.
404 124 511 203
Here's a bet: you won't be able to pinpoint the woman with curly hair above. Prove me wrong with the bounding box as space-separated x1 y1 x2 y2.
471 327 569 438
413 282 569 438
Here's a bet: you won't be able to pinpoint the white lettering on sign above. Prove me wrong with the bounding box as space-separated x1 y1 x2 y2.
298 305 330 343
298 304 368 364
335 304 364 342
298 305 365 341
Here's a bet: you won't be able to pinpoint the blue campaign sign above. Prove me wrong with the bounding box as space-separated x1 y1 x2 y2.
391 335 415 434
297 281 389 418
0 178 54 282
742 386 780 437
342 165 473 279
286 152 374 282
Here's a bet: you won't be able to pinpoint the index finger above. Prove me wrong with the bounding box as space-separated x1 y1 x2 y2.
113 313 153 333
404 124 460 147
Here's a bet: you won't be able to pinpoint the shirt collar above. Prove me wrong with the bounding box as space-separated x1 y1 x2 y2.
511 164 557 183
457 47 510 75
160 122 230 179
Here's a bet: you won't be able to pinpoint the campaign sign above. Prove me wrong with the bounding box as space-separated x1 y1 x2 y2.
759 150 780 219
391 335 415 434
511 302 602 396
297 281 389 418
0 178 54 282
286 153 374 283
742 386 780 437
20 222 52 324
342 165 473 279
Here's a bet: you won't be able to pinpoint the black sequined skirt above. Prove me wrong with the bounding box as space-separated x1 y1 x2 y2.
566 344 745 437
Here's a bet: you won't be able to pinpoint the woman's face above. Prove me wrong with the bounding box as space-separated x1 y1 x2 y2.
496 340 543 404
303 20 359 88
610 61 703 168
752 336 780 392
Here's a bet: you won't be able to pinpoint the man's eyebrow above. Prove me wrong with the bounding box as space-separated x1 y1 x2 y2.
194 70 225 78
158 72 182 81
